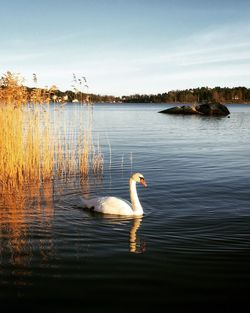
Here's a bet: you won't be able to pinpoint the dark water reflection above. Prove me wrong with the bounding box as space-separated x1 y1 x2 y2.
1 103 250 310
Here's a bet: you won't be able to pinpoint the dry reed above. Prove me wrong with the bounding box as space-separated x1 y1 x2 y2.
0 71 104 195
92 136 104 176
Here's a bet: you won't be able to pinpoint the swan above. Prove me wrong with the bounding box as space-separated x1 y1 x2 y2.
80 172 147 216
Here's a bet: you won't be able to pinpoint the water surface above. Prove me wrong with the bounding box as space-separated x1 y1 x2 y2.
1 103 250 311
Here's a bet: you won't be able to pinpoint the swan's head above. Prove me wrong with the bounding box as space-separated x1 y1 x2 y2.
131 172 147 187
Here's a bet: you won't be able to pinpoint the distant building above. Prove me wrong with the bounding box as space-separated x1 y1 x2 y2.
232 95 239 100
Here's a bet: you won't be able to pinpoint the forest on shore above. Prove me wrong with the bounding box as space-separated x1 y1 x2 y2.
31 86 250 104
1 72 250 104
121 87 250 104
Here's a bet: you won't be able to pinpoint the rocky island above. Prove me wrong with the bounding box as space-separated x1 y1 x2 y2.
159 102 230 116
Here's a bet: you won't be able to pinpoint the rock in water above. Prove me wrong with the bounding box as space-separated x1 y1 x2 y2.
159 102 230 116
195 102 230 116
159 105 199 115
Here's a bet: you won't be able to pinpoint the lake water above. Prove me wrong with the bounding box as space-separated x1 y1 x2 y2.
1 103 250 311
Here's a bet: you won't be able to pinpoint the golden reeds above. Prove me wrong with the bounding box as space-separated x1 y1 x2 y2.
92 136 104 176
0 71 104 195
0 105 55 193
0 71 28 106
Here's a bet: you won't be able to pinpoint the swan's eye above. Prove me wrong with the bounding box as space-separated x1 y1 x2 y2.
139 177 147 187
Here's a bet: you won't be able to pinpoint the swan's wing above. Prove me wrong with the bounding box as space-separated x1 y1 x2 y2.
96 197 133 215
80 196 133 215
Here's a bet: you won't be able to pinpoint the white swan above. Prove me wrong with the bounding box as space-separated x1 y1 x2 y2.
80 173 147 216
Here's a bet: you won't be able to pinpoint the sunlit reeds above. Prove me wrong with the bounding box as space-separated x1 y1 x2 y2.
92 136 104 176
0 105 55 193
0 71 104 195
0 71 28 106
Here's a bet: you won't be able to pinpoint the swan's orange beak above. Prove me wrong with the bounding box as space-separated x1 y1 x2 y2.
140 178 147 187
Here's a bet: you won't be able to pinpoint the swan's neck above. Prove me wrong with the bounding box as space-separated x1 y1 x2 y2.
129 178 143 215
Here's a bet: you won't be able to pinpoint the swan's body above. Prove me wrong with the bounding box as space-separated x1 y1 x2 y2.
80 173 147 216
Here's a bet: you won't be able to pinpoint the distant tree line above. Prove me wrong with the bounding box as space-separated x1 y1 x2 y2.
121 87 250 104
24 88 121 104
31 86 250 104
1 71 249 104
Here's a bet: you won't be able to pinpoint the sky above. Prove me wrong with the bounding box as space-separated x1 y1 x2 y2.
0 0 250 96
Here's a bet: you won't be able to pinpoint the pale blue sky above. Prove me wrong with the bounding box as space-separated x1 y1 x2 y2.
0 0 250 95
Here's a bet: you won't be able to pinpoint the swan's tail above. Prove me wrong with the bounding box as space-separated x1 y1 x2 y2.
80 197 90 208
80 197 95 209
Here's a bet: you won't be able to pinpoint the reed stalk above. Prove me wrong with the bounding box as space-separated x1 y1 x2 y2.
0 72 105 195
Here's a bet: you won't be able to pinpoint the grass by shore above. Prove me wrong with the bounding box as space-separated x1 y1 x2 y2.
0 72 103 195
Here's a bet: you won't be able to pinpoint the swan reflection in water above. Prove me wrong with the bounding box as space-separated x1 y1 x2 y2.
80 209 146 254
129 217 146 253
